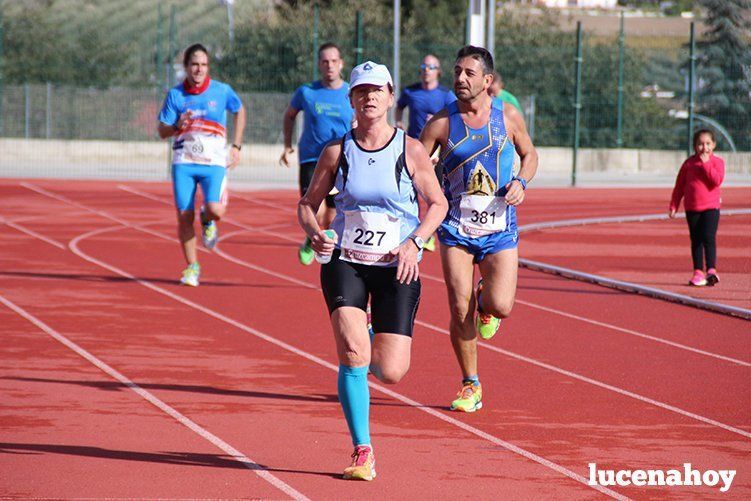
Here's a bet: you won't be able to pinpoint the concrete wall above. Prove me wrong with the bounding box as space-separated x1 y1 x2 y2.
1 138 748 185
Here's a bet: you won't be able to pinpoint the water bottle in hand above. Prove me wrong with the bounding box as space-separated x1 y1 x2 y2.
315 229 338 264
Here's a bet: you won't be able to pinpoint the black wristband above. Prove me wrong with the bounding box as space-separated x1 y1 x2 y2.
231 143 242 151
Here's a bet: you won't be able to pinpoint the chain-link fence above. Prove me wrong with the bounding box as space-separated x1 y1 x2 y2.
1 2 748 182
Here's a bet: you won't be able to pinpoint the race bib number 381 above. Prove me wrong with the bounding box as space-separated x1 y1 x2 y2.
458 194 508 238
340 211 400 266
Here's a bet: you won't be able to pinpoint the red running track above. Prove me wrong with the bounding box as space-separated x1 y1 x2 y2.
1 179 749 499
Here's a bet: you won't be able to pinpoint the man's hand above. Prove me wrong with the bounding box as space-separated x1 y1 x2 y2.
279 147 294 168
504 179 525 206
175 110 194 132
227 145 241 170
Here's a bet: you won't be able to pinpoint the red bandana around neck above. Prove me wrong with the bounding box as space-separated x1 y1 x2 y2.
184 75 211 95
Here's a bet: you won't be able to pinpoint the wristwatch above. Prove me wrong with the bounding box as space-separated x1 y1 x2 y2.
512 176 527 190
409 235 425 250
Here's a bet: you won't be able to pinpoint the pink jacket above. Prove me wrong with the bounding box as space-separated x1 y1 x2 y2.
669 154 725 212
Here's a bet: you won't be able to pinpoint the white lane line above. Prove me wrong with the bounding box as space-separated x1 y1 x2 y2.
1 216 66 250
68 223 628 500
118 185 751 367
29 183 628 497
216 239 751 441
519 208 751 233
110 184 751 437
423 271 751 368
413 319 751 440
0 293 309 501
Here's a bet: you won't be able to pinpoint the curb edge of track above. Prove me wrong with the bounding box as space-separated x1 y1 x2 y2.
518 209 751 321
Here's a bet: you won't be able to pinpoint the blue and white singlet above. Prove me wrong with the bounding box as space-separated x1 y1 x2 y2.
330 128 420 267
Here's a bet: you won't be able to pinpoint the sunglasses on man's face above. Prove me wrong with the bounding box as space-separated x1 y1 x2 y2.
420 64 439 70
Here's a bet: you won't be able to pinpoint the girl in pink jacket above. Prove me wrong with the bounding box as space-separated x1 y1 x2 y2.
669 129 725 286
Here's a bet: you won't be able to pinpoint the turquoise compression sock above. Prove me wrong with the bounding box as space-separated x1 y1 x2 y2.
338 364 371 446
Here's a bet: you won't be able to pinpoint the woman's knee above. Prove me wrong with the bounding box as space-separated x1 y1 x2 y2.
339 345 370 368
372 362 409 384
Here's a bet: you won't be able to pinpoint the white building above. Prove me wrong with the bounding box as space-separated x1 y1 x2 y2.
533 0 619 8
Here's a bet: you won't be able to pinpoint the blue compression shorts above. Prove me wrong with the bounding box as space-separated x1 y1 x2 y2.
172 163 227 211
437 223 518 263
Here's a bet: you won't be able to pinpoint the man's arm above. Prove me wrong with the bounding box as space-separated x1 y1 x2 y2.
503 102 538 206
157 110 193 139
418 109 449 158
395 105 406 130
280 105 300 167
227 105 247 169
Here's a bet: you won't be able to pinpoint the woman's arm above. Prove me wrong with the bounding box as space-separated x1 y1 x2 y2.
297 140 341 255
389 137 448 284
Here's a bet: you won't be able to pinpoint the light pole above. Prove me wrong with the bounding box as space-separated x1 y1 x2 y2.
220 0 235 50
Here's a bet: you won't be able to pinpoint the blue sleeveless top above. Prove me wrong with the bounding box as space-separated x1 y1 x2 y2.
331 128 420 265
440 101 516 231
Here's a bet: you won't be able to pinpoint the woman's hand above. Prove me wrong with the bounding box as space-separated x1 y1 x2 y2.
390 241 419 284
668 208 676 219
310 229 336 255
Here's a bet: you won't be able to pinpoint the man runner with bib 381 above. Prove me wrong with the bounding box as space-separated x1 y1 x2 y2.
420 46 538 413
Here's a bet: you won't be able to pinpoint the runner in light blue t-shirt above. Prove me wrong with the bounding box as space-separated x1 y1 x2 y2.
280 43 354 265
157 43 246 287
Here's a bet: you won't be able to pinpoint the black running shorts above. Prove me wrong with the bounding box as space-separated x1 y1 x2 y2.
320 250 421 337
300 161 335 208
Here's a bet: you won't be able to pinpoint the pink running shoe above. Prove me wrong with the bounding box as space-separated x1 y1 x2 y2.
343 445 376 481
689 269 707 287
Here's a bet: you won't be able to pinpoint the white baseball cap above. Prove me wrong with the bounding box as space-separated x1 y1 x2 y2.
349 61 393 90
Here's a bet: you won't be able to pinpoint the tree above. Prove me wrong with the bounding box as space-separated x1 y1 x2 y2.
694 0 751 150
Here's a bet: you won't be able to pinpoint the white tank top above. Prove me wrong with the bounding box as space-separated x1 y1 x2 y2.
330 128 420 266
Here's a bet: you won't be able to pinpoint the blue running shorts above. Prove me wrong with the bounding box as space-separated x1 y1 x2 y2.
172 163 227 211
437 223 518 263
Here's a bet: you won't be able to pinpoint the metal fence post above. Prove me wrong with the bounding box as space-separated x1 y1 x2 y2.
46 82 52 139
392 0 400 124
0 7 4 136
313 4 319 81
687 21 696 156
355 11 364 66
616 11 624 147
168 5 177 88
572 22 583 187
24 83 30 139
156 3 164 92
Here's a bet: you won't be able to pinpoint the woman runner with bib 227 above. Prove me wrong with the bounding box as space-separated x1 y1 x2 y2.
298 61 447 481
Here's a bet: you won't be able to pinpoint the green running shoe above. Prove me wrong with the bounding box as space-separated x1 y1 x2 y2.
180 262 201 287
200 208 218 250
298 238 315 266
450 381 482 412
424 234 436 252
475 279 501 340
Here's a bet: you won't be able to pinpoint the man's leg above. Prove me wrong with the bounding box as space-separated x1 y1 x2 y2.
172 164 202 285
440 244 477 378
440 243 484 412
177 210 197 265
476 247 519 320
197 167 227 250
